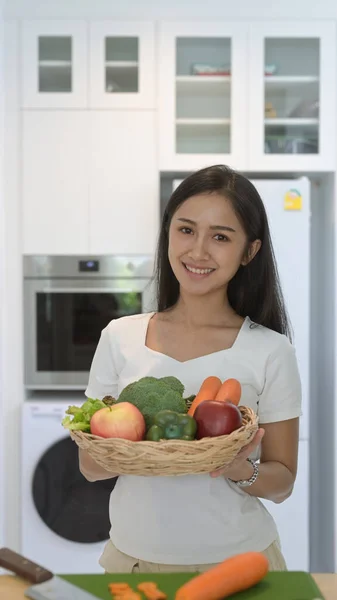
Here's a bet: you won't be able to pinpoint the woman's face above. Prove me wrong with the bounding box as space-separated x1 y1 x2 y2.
168 192 261 296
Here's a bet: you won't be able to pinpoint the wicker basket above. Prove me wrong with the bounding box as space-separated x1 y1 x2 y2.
70 406 258 477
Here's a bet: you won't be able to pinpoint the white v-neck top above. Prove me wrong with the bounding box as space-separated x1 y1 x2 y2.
85 312 302 565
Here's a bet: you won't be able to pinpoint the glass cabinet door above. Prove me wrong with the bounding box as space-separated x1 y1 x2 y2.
175 37 232 156
159 23 248 171
22 21 87 108
105 36 139 94
264 38 319 156
38 36 72 94
89 22 155 108
249 22 336 171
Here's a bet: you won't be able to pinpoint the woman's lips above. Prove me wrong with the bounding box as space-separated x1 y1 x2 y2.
182 262 215 278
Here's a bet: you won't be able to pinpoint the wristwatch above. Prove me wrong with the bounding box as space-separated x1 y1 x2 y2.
229 458 259 488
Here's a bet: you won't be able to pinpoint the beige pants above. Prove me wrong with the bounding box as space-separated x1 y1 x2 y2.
99 539 287 573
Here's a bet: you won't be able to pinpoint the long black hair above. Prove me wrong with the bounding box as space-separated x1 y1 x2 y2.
155 165 292 340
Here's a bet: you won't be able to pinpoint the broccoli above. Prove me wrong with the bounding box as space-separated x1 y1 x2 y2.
116 377 187 429
158 376 185 396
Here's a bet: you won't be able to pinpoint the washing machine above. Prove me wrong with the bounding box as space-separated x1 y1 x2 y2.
21 401 117 574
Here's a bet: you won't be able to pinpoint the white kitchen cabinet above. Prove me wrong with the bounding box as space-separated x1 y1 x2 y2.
22 111 158 255
248 21 336 171
21 20 155 111
22 111 89 254
158 20 336 172
88 111 158 254
261 440 309 571
89 22 155 109
158 22 248 172
22 21 87 108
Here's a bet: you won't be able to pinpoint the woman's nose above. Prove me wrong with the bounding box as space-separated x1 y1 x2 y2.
189 236 210 260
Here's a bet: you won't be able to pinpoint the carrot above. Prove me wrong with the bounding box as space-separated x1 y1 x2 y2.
109 582 167 600
142 592 166 600
214 378 241 406
108 583 133 596
137 584 160 592
137 582 167 600
108 583 135 599
109 584 132 592
175 552 269 600
137 584 157 590
113 590 142 600
188 376 222 416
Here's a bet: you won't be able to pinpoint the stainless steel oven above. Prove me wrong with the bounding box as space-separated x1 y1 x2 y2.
24 255 155 390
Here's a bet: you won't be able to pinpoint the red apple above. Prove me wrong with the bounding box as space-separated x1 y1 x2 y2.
90 402 145 441
194 400 243 439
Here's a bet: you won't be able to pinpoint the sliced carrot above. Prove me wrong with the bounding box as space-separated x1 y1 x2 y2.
214 378 241 406
109 584 132 591
175 552 269 600
142 591 167 600
188 376 222 416
113 589 142 600
108 583 135 599
109 583 132 594
137 582 167 600
140 591 166 600
137 584 158 592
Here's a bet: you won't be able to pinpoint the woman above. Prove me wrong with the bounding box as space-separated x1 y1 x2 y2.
79 165 302 574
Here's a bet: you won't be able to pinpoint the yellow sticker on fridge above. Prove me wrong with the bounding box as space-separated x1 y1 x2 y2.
284 189 302 211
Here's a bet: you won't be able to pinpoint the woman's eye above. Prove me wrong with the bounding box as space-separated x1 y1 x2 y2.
179 227 193 234
214 234 229 242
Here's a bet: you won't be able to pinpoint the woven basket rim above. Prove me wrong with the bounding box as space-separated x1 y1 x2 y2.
69 405 258 475
70 405 257 446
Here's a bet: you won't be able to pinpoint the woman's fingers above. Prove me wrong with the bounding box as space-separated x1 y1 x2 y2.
238 428 265 458
209 428 265 478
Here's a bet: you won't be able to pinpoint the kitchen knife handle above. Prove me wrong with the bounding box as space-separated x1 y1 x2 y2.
0 547 53 583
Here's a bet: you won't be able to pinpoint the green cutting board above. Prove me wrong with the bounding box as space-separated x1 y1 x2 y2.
61 572 324 600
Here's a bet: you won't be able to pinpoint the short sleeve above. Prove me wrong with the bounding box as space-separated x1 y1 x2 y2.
258 337 302 424
85 326 119 400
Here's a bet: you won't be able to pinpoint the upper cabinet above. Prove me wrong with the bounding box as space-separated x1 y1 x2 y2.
158 22 248 172
21 20 155 109
22 20 88 108
89 22 155 109
248 21 336 171
158 20 336 172
21 19 336 173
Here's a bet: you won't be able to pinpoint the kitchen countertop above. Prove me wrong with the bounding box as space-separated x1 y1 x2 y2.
1 573 337 599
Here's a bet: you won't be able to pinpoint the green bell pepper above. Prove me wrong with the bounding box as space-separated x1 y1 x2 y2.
146 410 197 441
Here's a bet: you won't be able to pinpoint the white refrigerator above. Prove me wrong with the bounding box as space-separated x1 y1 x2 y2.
173 177 310 571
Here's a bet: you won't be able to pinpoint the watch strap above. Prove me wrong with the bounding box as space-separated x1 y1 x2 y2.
229 458 259 487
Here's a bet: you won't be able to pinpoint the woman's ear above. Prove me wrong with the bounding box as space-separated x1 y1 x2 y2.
241 239 262 266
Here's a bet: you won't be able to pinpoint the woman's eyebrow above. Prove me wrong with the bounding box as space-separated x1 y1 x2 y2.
176 217 236 233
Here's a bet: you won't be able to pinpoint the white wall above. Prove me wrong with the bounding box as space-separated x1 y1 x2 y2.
2 20 22 552
0 0 5 548
4 0 337 19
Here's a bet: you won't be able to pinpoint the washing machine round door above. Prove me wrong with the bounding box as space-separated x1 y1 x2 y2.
32 436 116 543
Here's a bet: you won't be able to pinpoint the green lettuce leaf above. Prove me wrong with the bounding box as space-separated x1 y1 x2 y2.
61 398 105 432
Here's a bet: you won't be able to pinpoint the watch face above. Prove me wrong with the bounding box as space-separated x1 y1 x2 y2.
236 480 251 488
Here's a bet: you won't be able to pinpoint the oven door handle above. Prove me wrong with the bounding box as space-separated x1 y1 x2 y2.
41 287 135 293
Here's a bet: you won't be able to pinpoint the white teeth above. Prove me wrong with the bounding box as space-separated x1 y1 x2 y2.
185 264 214 275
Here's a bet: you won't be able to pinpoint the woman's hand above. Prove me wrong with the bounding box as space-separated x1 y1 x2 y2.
209 428 265 479
79 448 118 482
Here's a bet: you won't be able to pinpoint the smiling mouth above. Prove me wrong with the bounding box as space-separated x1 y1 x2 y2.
183 263 215 275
